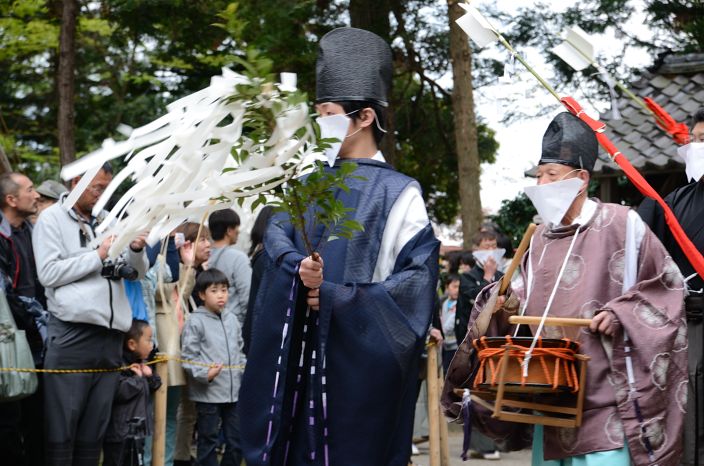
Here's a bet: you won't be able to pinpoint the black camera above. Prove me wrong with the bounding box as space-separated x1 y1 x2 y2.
101 258 138 281
127 417 147 465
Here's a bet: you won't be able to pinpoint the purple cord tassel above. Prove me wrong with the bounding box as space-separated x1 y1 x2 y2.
632 398 656 462
263 264 300 463
461 389 472 461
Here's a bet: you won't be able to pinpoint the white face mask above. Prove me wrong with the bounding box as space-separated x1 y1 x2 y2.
316 110 361 167
678 142 704 182
524 177 583 226
472 248 506 267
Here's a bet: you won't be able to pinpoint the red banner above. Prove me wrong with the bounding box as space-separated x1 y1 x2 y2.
561 96 704 279
643 97 690 145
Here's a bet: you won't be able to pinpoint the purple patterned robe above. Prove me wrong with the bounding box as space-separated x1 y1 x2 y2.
442 201 687 465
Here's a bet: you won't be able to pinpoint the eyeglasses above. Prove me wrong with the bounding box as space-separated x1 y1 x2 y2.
86 185 107 195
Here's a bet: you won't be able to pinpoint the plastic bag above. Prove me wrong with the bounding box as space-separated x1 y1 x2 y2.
0 288 38 401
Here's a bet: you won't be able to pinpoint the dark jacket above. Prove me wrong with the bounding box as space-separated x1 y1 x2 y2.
454 264 503 344
243 246 266 356
0 211 44 357
104 351 162 443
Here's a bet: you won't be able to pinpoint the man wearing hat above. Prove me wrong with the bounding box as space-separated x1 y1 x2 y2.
443 112 687 465
638 108 704 466
35 179 67 217
239 27 440 465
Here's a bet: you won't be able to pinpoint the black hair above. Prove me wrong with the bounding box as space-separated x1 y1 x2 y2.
691 108 704 131
249 205 274 257
338 100 387 146
496 232 514 258
195 268 229 294
100 161 113 175
445 273 460 286
208 209 241 241
460 251 475 268
0 172 21 209
124 319 150 351
446 250 461 274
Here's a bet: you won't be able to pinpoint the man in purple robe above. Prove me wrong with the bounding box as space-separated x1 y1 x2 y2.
443 112 687 466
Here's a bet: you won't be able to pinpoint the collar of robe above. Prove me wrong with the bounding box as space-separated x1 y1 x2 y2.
542 198 601 239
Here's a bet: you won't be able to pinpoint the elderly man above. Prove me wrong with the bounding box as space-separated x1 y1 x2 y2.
638 108 704 466
0 172 46 466
444 112 687 466
33 163 149 466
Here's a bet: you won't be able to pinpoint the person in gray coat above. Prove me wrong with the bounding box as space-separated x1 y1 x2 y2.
32 163 149 465
181 268 244 466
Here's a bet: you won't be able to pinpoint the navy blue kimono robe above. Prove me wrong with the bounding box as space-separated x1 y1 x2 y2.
239 158 440 466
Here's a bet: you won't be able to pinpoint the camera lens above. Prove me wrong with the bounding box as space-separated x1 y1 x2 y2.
116 263 138 281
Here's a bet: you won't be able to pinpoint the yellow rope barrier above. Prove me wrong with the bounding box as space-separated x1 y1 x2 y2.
0 355 245 374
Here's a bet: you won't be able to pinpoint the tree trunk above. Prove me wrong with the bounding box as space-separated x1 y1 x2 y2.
0 145 12 175
57 0 78 167
348 0 397 166
447 0 483 249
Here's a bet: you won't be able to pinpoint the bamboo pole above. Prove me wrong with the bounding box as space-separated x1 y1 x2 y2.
499 223 536 295
427 343 442 466
438 364 450 466
508 316 593 327
152 354 168 466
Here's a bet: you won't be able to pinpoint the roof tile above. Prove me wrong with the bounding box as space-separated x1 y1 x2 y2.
661 83 680 97
594 56 702 174
650 75 670 88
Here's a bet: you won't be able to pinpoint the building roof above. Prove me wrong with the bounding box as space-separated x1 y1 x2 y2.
593 53 704 175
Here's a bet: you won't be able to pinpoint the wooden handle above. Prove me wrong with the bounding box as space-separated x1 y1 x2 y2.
508 316 593 327
499 223 537 295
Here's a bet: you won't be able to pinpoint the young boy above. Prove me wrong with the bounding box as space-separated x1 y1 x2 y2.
103 320 162 466
181 268 244 466
440 274 460 374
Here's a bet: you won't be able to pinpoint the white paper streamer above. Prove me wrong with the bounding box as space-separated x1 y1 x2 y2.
60 68 317 257
551 26 594 72
455 3 500 49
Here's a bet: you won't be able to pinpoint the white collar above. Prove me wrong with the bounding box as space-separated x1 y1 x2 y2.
371 151 386 162
570 199 597 226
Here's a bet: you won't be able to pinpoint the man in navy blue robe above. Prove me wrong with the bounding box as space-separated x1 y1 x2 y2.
638 108 704 466
239 28 440 466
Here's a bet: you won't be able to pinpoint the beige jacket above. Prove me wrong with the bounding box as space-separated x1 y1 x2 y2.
155 262 196 386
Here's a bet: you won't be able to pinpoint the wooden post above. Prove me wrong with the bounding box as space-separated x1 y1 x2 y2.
152 354 168 466
427 343 442 466
438 364 451 466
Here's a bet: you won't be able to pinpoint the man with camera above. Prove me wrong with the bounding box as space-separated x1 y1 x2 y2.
32 162 149 466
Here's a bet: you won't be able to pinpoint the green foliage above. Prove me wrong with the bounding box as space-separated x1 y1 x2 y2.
269 161 366 254
490 193 537 247
0 0 500 226
221 54 364 254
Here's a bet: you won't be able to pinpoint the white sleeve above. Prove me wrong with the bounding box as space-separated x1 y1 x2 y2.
623 209 646 292
372 183 429 282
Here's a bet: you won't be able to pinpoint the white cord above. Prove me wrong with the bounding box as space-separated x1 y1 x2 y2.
521 225 582 377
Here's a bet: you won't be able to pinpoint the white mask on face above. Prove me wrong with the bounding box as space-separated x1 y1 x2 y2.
472 248 506 267
678 142 704 182
316 110 361 167
524 177 584 226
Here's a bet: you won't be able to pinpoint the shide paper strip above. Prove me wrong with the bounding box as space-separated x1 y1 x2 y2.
550 25 594 72
455 2 500 49
61 69 316 257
